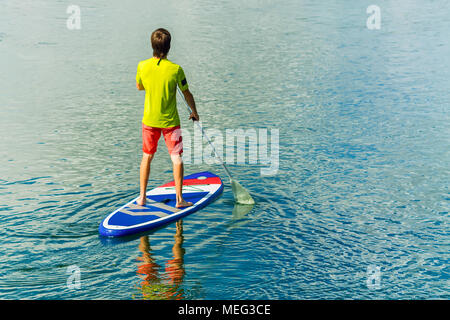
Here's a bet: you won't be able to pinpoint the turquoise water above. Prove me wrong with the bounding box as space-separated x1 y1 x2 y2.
1 0 449 299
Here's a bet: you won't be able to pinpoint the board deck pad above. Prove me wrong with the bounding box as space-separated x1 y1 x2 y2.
99 171 224 237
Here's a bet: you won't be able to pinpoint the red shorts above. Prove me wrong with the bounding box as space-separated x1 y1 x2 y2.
142 124 183 155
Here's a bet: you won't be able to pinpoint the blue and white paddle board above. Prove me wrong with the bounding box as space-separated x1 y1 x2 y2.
99 171 224 237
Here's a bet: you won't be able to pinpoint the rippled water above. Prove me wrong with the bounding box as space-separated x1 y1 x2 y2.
1 0 449 299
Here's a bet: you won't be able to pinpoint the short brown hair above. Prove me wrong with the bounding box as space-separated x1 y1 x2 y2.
151 28 171 58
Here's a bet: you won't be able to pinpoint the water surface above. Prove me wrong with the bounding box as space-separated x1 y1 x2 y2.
0 0 449 299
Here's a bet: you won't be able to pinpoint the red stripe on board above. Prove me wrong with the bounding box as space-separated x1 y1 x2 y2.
160 177 222 188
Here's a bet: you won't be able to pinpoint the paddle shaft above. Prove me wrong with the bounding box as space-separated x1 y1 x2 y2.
176 87 233 180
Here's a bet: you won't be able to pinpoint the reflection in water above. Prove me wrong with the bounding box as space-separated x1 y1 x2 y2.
134 220 186 300
229 203 255 229
232 203 254 220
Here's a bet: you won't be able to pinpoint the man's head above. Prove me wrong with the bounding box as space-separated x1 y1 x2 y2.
151 28 171 58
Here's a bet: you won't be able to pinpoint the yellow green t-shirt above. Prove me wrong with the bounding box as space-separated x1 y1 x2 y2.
136 57 189 128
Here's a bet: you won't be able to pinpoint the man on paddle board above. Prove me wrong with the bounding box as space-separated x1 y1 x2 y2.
136 28 199 208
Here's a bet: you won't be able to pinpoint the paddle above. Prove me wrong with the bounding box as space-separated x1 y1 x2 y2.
177 87 255 205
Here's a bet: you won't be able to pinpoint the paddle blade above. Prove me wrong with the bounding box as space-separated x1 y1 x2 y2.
230 179 255 205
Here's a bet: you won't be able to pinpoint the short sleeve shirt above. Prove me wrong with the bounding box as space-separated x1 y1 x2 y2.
136 58 189 128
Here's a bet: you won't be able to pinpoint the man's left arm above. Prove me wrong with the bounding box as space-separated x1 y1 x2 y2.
136 81 145 90
136 63 145 90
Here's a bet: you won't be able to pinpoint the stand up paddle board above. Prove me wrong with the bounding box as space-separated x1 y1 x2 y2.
99 171 223 237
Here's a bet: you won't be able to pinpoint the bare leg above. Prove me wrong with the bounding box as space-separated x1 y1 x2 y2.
137 152 154 206
171 154 193 208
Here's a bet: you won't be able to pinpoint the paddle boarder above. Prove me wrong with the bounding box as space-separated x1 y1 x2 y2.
136 28 199 208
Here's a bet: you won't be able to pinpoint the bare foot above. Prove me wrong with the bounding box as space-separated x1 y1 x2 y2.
137 195 146 206
176 200 193 208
